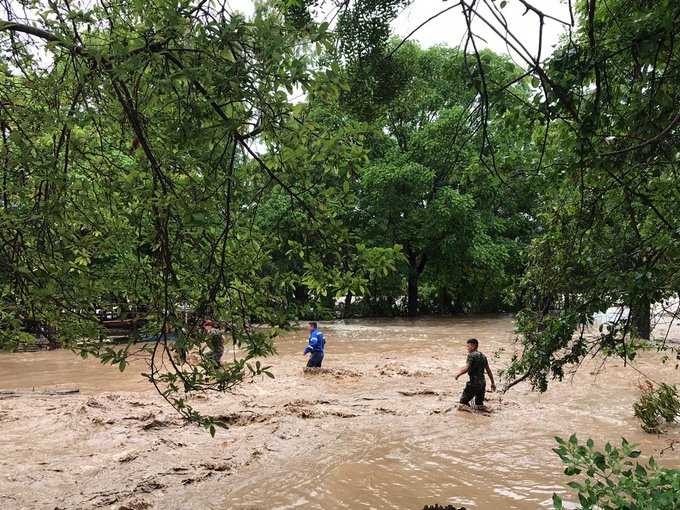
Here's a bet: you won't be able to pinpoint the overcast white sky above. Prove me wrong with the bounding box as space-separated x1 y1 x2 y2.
392 1 573 63
229 0 573 64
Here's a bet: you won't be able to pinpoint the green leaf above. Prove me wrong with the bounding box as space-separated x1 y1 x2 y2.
635 464 647 477
552 493 563 509
593 452 607 471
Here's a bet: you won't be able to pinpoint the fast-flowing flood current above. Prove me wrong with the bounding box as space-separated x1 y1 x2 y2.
1 315 678 509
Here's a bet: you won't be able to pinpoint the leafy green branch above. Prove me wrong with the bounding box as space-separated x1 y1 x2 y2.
552 435 680 510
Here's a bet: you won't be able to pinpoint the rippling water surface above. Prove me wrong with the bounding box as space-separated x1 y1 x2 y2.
1 315 678 509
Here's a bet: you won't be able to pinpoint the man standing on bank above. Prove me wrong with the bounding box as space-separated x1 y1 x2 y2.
454 338 496 408
303 321 326 368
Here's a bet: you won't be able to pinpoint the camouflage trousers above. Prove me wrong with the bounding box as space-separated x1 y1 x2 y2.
459 381 486 406
210 338 224 367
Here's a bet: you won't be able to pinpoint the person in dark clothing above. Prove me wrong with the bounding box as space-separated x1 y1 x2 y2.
204 320 225 367
303 321 325 368
455 338 496 407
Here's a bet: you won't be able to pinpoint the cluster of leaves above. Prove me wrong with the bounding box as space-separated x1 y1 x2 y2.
552 435 680 509
633 381 680 434
334 0 414 121
505 0 680 392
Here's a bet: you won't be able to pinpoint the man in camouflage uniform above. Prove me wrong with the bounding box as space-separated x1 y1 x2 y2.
204 320 225 367
455 338 496 408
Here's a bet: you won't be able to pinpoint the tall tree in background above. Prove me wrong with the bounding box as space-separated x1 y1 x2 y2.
337 42 542 316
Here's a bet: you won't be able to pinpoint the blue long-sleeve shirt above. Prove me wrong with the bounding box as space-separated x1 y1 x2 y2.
304 328 326 354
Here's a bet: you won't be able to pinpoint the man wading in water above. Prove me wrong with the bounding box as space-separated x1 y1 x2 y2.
455 338 496 410
303 321 326 368
204 320 226 368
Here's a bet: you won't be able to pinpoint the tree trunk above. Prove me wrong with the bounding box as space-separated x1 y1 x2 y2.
631 299 651 340
293 284 308 302
441 287 455 315
406 250 427 317
407 271 419 317
46 325 58 350
343 291 353 317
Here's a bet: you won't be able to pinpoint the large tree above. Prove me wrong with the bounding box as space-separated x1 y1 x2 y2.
505 0 680 391
338 42 542 316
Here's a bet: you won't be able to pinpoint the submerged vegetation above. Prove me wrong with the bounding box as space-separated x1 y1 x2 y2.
634 382 680 435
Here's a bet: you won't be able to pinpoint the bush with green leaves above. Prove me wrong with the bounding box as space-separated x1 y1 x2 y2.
552 435 680 510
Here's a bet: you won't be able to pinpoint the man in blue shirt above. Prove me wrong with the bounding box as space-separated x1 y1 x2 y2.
303 321 326 368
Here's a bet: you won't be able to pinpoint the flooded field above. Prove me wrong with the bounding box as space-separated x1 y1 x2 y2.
1 315 678 509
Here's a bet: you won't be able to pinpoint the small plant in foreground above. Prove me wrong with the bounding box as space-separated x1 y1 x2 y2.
552 435 680 509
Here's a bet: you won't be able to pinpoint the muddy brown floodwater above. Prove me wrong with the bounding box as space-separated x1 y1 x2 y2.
1 316 679 510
